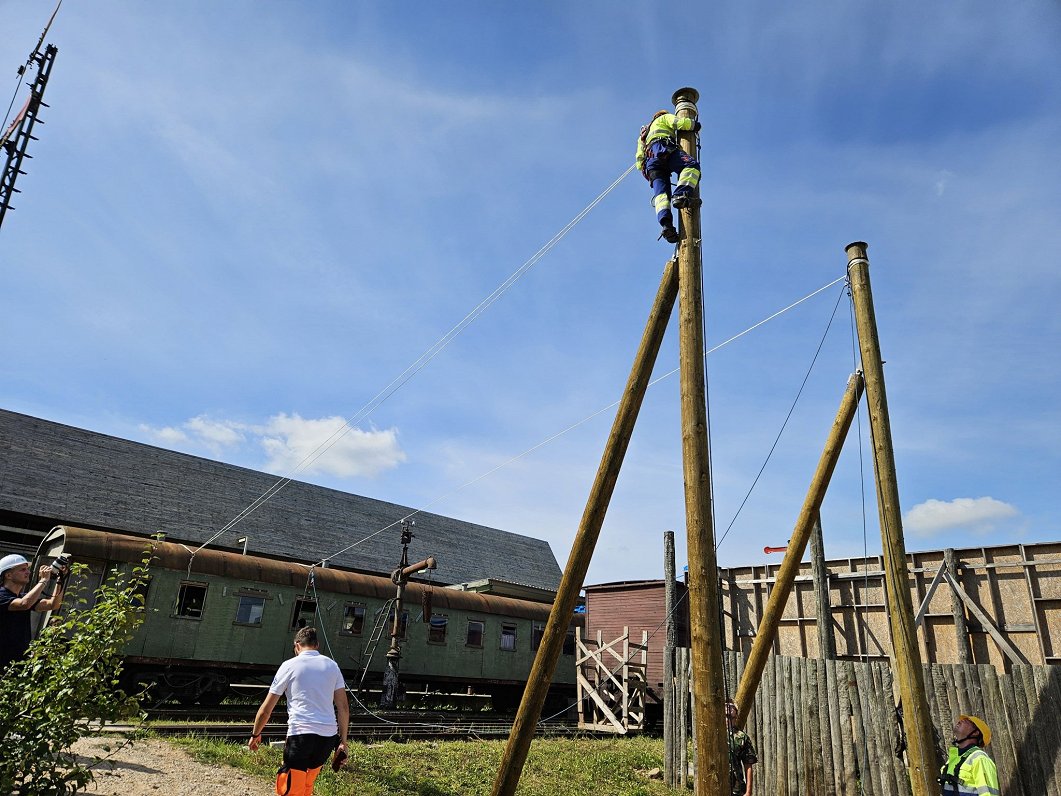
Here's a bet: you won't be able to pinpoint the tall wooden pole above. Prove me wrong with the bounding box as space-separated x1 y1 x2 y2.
809 512 837 660
944 547 973 663
733 372 863 726
846 242 939 796
490 259 679 796
672 86 728 796
663 530 678 787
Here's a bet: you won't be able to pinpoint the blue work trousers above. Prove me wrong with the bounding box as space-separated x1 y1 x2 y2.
645 141 699 227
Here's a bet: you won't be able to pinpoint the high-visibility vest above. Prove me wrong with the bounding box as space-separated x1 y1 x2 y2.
635 113 695 173
939 745 1000 796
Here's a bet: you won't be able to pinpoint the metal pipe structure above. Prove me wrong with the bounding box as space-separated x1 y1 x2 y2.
671 86 729 796
846 242 939 796
490 257 680 796
734 372 864 727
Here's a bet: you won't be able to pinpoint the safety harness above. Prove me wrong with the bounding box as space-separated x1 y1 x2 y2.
938 745 983 795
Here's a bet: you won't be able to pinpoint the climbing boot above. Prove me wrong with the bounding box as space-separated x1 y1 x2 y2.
659 225 679 244
673 193 700 209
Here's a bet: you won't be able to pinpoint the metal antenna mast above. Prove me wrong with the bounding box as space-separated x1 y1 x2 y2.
1 31 59 230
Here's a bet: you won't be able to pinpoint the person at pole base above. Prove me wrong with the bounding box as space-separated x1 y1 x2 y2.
939 714 999 796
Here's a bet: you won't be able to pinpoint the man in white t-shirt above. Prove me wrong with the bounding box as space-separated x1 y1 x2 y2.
250 627 349 796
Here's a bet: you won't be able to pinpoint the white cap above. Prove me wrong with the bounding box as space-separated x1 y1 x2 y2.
0 554 30 576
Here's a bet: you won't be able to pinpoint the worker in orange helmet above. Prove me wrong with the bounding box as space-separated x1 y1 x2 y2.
939 714 999 795
634 108 701 244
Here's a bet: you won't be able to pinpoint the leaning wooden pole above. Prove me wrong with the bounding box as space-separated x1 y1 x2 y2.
733 372 864 726
672 86 729 796
490 258 679 796
846 241 940 796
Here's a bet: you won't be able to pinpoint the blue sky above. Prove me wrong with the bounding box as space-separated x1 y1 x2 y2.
2 2 1058 585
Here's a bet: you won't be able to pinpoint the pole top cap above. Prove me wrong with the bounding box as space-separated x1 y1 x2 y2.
845 241 869 262
671 87 699 106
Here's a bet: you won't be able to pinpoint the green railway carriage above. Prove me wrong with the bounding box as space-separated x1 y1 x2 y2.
38 526 579 710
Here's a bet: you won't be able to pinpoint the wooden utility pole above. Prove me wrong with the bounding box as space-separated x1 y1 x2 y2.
809 513 837 660
663 530 678 787
944 547 973 664
733 372 863 726
490 259 679 796
846 242 939 796
671 86 728 796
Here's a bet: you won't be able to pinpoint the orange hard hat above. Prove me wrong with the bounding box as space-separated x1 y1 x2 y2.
959 715 991 746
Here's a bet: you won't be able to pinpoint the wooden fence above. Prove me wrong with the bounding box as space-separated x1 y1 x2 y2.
669 652 1061 794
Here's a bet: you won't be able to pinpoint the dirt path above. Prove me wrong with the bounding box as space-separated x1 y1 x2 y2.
72 737 275 796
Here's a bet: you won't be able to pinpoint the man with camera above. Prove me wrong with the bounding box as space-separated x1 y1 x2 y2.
0 553 69 673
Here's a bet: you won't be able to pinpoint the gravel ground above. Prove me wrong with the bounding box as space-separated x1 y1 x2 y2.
72 737 275 796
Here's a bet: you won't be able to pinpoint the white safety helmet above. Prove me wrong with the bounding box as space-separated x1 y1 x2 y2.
0 553 30 577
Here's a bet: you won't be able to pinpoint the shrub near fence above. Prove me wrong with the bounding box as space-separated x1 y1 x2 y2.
709 652 1061 795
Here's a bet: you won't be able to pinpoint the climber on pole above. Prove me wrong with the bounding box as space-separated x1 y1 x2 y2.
634 108 701 244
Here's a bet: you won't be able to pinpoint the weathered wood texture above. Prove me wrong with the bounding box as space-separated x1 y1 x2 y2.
699 651 1061 795
584 579 689 696
574 627 648 733
719 540 1061 668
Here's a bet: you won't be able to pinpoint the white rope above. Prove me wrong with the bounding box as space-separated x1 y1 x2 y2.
311 274 847 567
190 166 636 558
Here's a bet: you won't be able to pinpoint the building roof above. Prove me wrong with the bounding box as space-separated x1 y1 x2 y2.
0 408 561 589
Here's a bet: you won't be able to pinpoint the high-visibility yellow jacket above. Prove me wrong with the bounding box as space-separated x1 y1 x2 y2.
939 745 1000 796
634 113 695 173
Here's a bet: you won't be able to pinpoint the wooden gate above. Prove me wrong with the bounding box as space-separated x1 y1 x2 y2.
575 626 647 733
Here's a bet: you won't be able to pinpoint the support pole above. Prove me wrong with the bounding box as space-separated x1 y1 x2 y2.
846 241 939 796
944 548 973 664
663 530 677 787
490 258 679 796
810 512 837 660
734 372 864 726
672 85 728 796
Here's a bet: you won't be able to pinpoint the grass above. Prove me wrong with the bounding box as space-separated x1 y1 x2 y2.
175 735 677 796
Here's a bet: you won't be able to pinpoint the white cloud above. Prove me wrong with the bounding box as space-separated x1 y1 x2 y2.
139 424 188 445
259 413 406 479
139 413 405 480
904 497 1020 537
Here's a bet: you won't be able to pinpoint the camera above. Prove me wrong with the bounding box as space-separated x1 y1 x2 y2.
41 553 71 599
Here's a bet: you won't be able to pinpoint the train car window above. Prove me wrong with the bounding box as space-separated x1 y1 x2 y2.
532 622 545 651
466 620 484 648
175 582 207 619
340 604 365 636
428 613 448 644
235 595 266 626
500 623 517 652
563 628 576 656
291 597 317 630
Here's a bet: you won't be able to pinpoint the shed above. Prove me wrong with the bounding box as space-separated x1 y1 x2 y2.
583 578 690 701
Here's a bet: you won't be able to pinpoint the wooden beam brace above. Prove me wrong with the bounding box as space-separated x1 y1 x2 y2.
914 557 948 629
943 571 1030 665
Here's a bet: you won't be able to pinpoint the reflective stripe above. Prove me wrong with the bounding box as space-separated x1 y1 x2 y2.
653 193 670 211
677 167 701 188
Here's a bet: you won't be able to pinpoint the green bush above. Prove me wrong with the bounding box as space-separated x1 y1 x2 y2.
0 554 151 795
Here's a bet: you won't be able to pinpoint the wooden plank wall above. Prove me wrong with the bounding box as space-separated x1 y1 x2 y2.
720 541 1061 668
704 652 1061 795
